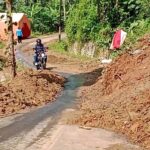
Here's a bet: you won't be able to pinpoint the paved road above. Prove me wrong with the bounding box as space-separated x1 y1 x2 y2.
0 34 85 150
0 34 142 150
0 72 84 150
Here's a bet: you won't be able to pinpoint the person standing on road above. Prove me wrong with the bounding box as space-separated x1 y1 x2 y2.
16 27 23 43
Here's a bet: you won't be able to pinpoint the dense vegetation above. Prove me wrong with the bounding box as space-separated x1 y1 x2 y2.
0 0 77 34
66 0 150 50
0 0 150 51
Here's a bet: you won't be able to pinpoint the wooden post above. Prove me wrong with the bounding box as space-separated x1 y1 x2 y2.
6 0 16 78
59 0 62 42
62 0 66 21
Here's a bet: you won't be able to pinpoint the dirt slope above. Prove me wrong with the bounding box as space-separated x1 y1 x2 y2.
0 69 65 117
69 35 150 149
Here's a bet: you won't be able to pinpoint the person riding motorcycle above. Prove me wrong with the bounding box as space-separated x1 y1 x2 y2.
33 39 47 65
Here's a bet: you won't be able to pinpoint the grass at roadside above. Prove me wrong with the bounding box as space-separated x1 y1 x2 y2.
31 32 55 38
0 41 5 49
48 40 94 61
109 21 150 59
16 60 26 72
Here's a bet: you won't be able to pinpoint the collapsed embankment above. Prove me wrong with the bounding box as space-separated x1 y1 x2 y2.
0 69 65 117
69 35 150 149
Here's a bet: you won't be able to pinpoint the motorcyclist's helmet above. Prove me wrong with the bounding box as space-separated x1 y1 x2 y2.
36 39 42 44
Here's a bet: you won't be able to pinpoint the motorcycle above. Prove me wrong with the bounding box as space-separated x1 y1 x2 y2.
33 47 48 70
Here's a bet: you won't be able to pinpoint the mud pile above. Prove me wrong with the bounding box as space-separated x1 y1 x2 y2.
70 35 150 149
0 69 65 116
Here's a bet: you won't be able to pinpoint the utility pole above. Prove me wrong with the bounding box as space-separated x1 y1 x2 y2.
59 0 62 42
5 0 16 78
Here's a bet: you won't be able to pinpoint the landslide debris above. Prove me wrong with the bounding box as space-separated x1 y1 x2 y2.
0 69 65 117
69 35 150 149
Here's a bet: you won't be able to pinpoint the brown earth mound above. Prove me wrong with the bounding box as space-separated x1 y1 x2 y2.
69 35 150 149
0 69 65 117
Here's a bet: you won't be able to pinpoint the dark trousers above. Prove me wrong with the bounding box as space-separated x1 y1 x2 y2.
17 36 22 43
34 54 38 63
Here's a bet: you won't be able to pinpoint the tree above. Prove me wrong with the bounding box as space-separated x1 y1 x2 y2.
0 1 6 11
62 0 66 21
96 0 100 22
12 0 78 34
5 0 16 78
65 0 99 43
59 0 62 41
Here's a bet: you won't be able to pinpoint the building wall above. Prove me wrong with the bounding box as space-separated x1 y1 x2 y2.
19 15 31 39
0 15 31 41
0 21 7 40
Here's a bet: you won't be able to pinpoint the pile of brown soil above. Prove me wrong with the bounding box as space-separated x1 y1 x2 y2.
69 35 150 149
0 69 65 117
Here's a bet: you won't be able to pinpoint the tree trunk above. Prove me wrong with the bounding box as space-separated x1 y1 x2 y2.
59 0 62 42
115 0 119 8
5 0 16 78
62 0 66 22
96 0 100 22
25 0 29 6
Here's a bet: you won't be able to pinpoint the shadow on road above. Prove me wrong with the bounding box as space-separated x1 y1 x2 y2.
0 67 103 146
0 35 103 148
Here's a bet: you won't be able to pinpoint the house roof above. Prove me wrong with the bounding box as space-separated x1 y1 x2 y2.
0 13 24 23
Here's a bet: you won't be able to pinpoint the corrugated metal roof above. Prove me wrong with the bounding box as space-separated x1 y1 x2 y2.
0 13 24 23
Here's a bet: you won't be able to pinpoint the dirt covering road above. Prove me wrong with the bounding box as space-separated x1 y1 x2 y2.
0 33 100 118
0 35 68 117
69 35 150 149
0 69 65 117
0 34 148 150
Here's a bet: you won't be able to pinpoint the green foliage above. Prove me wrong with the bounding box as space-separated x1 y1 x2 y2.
49 41 68 53
139 0 150 19
96 0 142 28
48 40 90 60
65 0 150 54
123 19 150 49
110 51 121 59
107 19 150 57
2 0 149 57
14 1 60 33
0 42 5 49
0 56 6 71
12 0 79 34
0 1 5 12
93 24 112 49
65 0 98 43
